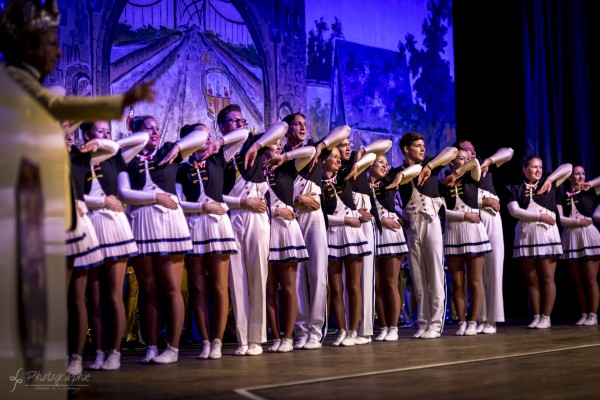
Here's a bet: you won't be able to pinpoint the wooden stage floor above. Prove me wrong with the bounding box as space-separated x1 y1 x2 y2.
72 321 600 400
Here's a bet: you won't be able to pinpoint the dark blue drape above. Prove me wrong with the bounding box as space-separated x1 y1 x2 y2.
454 0 599 318
522 0 595 174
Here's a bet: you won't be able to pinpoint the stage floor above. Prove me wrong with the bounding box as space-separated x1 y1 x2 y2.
71 321 600 399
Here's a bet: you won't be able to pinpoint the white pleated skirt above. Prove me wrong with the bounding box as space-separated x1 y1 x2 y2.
129 203 192 256
88 209 138 261
269 215 309 264
513 220 563 259
66 201 104 270
327 224 372 260
188 212 237 256
376 217 409 257
560 224 600 260
444 219 492 257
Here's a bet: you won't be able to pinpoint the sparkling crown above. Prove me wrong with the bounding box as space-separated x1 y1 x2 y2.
24 0 60 32
1 0 60 37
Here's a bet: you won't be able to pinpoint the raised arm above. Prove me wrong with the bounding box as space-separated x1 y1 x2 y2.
427 147 459 170
31 79 155 122
583 175 600 195
418 147 459 186
345 152 377 181
539 163 573 194
385 164 423 190
222 128 250 162
443 159 481 186
285 146 317 171
80 138 119 165
322 125 352 150
362 139 393 155
177 130 209 160
548 163 573 187
117 132 150 164
306 125 352 172
159 129 208 166
481 147 514 169
244 122 288 168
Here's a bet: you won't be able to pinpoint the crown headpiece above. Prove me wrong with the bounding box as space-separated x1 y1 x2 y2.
1 0 60 37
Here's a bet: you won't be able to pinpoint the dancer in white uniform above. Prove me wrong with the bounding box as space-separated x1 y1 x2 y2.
322 148 374 346
82 121 148 371
119 115 207 364
218 104 287 356
369 154 422 341
557 167 600 326
391 132 457 339
282 113 351 350
65 128 119 374
442 150 492 336
176 123 248 359
263 140 313 353
506 156 572 329
455 140 514 334
337 139 392 344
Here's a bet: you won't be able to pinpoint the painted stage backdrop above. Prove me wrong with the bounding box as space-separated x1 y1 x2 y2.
1 0 454 162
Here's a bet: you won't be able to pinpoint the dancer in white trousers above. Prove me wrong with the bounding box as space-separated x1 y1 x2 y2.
338 138 392 344
282 112 351 350
391 132 457 339
506 156 572 329
219 104 287 356
455 140 514 334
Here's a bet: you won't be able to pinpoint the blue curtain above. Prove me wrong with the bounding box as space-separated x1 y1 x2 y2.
522 0 595 173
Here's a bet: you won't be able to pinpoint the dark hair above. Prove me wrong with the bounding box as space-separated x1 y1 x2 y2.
79 121 94 134
130 115 154 133
399 131 425 153
217 104 242 124
520 154 541 169
452 139 470 149
180 122 207 138
282 112 306 127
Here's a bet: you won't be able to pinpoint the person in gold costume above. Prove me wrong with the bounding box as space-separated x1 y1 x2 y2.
0 0 156 123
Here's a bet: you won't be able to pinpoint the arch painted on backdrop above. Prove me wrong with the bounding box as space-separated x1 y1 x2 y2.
95 0 276 125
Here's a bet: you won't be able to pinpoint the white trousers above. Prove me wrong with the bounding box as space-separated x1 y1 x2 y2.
295 210 329 342
343 193 376 336
479 210 505 322
405 213 446 332
229 209 270 346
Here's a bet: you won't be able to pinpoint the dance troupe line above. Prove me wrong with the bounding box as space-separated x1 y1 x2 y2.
59 106 600 375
